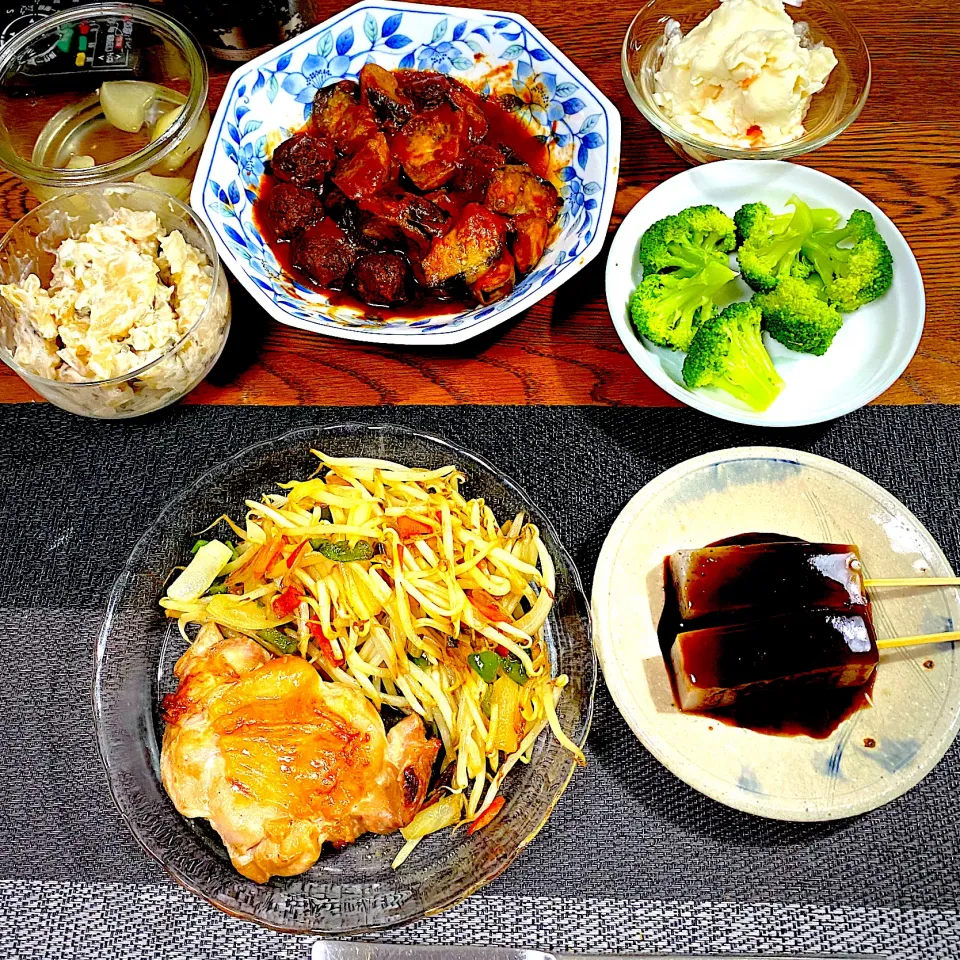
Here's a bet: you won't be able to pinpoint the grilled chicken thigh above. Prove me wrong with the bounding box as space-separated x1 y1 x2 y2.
161 625 439 883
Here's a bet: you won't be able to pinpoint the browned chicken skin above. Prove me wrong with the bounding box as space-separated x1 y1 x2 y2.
256 66 562 308
161 625 440 884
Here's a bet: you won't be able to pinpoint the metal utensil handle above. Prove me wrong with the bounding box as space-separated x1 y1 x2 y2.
313 941 887 960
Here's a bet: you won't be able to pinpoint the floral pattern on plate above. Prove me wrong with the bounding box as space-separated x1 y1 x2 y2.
191 0 620 345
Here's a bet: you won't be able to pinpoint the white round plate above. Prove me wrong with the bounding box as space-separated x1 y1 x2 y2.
605 161 925 427
592 447 960 821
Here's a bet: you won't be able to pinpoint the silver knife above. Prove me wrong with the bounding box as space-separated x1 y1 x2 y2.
314 943 885 960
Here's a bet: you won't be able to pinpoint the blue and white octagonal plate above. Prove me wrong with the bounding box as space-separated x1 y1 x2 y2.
191 0 621 345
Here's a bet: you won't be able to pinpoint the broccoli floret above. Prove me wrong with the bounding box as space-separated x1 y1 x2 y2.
638 204 737 276
630 258 738 351
682 300 784 411
753 277 844 356
798 207 894 312
734 199 816 293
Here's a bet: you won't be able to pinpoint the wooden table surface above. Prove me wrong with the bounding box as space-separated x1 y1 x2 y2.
1 0 957 407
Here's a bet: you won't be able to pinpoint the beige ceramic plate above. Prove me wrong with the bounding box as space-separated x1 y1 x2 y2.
592 447 960 821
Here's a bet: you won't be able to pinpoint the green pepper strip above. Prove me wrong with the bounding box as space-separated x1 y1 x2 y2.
468 650 500 683
501 653 529 686
311 538 375 562
258 628 298 654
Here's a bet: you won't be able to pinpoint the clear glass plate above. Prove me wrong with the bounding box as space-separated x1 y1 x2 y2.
94 422 596 933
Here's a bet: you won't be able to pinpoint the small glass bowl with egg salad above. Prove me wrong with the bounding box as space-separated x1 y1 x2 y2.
622 0 870 164
0 3 209 201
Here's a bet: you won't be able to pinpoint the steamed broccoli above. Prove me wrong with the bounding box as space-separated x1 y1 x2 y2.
638 205 737 276
734 200 812 292
682 300 784 411
753 277 844 356
797 205 894 312
630 258 738 351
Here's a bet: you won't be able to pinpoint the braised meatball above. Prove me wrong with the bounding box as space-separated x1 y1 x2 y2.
271 133 336 187
397 71 453 111
353 252 410 305
293 219 358 287
267 183 323 239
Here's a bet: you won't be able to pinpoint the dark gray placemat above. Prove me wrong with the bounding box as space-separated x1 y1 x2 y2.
2 403 958 960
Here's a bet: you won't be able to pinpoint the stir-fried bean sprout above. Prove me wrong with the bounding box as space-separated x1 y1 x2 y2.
160 449 583 866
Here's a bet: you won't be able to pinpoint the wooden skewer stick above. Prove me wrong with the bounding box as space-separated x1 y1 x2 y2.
865 577 960 588
878 631 960 650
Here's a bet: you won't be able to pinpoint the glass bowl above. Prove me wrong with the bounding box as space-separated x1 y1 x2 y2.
622 0 871 165
0 184 231 419
93 423 596 934
0 3 208 200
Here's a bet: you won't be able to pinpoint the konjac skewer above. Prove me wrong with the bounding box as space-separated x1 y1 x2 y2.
662 534 959 734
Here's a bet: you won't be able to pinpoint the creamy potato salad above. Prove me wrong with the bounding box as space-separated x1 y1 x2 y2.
0 208 213 383
654 0 837 149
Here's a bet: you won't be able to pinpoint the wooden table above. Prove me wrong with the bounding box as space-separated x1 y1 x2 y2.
1 0 957 408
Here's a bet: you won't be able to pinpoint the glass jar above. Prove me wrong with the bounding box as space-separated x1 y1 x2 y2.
0 3 209 200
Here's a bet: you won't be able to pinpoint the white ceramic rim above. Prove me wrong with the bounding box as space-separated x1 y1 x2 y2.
591 445 960 821
604 160 926 427
190 0 622 346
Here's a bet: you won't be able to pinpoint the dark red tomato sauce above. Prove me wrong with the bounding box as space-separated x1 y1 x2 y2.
254 176 466 321
479 98 550 179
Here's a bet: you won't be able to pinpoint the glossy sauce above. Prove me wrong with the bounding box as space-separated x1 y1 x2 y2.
479 98 551 178
252 94 555 321
253 175 467 321
659 533 877 739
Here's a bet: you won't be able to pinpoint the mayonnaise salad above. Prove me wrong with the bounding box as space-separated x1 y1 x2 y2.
653 0 838 149
0 206 229 417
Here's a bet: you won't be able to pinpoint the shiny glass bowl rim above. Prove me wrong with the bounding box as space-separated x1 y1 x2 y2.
621 0 872 160
93 421 598 933
0 183 225 389
0 3 208 188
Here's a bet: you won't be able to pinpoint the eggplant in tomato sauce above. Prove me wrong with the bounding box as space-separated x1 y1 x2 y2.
253 65 561 312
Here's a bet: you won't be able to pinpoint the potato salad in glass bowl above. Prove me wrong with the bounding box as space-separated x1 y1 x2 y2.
0 184 230 418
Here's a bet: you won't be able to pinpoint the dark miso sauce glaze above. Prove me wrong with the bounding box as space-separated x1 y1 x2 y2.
658 533 876 739
252 94 553 322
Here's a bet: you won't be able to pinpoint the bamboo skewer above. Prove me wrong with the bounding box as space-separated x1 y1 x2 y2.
878 631 960 650
863 578 960 649
866 577 960 588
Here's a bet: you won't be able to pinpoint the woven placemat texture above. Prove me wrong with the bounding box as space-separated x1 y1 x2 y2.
1 403 958 960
